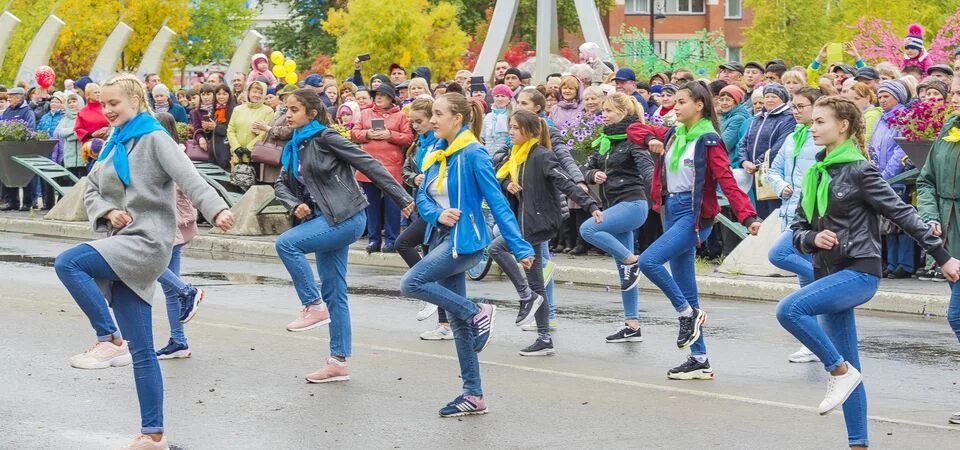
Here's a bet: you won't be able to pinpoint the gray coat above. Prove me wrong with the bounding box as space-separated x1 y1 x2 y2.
85 130 229 303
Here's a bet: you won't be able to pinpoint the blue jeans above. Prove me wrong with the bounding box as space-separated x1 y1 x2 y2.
637 193 712 355
400 238 484 396
768 230 814 287
776 269 879 447
885 233 915 273
157 244 197 346
361 182 401 247
54 244 163 434
275 211 366 358
580 199 649 320
948 283 960 344
541 241 555 320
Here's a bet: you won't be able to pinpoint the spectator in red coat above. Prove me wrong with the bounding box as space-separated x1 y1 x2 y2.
350 83 414 253
74 83 110 145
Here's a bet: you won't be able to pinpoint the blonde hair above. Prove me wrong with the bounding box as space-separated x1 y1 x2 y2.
84 82 101 99
559 75 581 94
102 74 151 113
850 82 877 103
408 78 431 97
875 62 902 80
602 92 644 120
583 85 605 99
781 70 806 86
814 96 868 157
897 76 918 99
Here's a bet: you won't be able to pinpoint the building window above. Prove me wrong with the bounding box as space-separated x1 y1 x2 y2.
727 47 742 63
625 0 706 15
725 0 742 18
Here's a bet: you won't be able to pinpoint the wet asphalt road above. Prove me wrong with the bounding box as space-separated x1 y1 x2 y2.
1 232 959 449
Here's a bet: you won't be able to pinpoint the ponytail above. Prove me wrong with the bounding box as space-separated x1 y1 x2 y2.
468 98 484 137
511 109 551 149
538 118 552 149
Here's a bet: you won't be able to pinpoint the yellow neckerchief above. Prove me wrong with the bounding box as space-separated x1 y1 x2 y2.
496 138 538 184
420 128 478 193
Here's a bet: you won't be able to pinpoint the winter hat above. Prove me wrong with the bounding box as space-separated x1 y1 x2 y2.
373 83 397 103
251 53 268 70
303 74 323 87
661 84 679 94
74 76 93 93
649 85 663 94
927 64 954 77
878 80 909 105
266 87 277 96
492 84 513 98
719 85 745 104
369 74 391 88
905 24 925 52
918 79 949 99
152 83 171 98
762 83 790 104
504 68 523 79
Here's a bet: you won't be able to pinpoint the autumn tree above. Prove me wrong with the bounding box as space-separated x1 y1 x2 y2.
323 0 470 80
741 0 834 65
175 0 254 81
442 0 613 46
1 0 57 85
265 0 340 70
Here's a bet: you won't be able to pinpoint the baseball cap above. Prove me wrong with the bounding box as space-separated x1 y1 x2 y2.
613 68 637 82
854 67 879 81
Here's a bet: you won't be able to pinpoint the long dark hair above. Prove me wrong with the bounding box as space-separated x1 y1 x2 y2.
678 81 720 131
511 109 552 149
155 112 179 144
287 88 332 125
439 92 483 137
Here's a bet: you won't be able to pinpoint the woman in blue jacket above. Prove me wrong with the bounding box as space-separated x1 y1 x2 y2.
765 87 824 364
737 83 797 218
400 93 534 418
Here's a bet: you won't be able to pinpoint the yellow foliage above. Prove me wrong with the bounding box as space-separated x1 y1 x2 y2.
1 0 57 85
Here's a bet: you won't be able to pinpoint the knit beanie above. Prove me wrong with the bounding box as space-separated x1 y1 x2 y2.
719 85 745 104
492 84 513 98
878 80 909 105
762 83 790 104
904 24 925 52
917 79 949 100
505 68 522 79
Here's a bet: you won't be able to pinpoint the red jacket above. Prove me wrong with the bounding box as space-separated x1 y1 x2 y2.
627 123 758 236
74 101 110 144
351 104 414 183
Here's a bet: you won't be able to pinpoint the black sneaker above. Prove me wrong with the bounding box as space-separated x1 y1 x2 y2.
156 339 191 360
519 338 554 356
933 271 948 282
605 324 643 343
619 262 641 291
887 267 911 279
515 293 543 326
677 308 706 349
667 356 714 380
917 269 934 281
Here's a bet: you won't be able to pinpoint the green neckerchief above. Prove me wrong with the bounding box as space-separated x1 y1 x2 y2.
800 139 866 221
669 118 715 172
592 133 627 156
792 124 810 159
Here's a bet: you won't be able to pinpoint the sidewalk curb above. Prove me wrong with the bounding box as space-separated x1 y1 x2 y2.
0 216 951 317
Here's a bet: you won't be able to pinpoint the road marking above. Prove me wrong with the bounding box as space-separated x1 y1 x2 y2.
194 320 960 433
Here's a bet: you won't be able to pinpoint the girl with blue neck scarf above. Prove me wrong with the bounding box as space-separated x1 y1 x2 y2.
273 89 414 384
53 74 235 450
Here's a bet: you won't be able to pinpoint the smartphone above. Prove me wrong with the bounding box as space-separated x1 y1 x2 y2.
357 54 371 62
371 118 385 130
201 111 212 121
826 43 844 65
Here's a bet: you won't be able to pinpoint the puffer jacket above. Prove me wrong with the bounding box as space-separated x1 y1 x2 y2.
351 104 414 183
868 105 909 184
582 118 654 208
275 128 412 225
719 101 752 167
549 82 584 130
792 154 950 279
764 127 822 230
737 103 797 167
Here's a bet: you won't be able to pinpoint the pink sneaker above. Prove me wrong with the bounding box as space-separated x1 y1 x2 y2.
127 434 168 450
286 303 331 332
69 340 132 369
305 357 350 383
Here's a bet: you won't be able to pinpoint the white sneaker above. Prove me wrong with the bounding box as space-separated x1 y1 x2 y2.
69 340 132 369
950 411 960 424
788 346 820 363
419 325 454 340
416 302 438 321
818 363 862 415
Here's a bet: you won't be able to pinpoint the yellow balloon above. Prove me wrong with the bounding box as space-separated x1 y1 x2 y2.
270 51 285 65
285 73 299 85
272 65 287 78
284 59 297 72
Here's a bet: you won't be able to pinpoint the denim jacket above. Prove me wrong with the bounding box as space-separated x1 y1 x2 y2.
417 141 534 260
765 128 822 230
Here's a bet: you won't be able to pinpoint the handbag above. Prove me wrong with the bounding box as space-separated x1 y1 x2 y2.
754 149 778 201
185 139 208 162
251 140 282 166
731 168 753 194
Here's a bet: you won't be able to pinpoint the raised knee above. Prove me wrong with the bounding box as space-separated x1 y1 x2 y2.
400 272 420 297
53 253 73 276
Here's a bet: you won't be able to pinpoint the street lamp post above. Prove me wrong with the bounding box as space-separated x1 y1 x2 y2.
648 0 667 55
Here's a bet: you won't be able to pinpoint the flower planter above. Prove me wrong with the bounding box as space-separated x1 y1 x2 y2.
0 140 58 187
894 137 933 170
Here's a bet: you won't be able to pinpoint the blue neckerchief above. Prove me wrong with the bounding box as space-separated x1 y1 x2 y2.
538 113 555 128
97 112 165 186
281 120 327 180
416 130 438 168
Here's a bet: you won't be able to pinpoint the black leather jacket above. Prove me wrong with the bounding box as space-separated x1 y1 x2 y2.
582 137 654 208
274 129 412 225
792 156 950 279
501 145 600 243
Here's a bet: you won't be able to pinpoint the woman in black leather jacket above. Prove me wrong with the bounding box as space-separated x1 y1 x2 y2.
777 96 960 449
273 89 413 384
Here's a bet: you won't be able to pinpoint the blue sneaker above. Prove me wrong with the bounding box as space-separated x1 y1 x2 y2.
439 394 487 417
156 339 191 360
178 288 204 323
471 303 497 353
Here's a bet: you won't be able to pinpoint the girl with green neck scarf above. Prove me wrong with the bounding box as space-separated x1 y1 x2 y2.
578 93 654 342
632 81 759 381
777 96 960 449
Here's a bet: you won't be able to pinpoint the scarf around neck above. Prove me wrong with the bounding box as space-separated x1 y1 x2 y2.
669 118 715 172
421 126 477 193
97 112 165 186
416 130 438 168
281 120 327 180
492 106 509 134
791 124 810 159
800 139 866 221
496 138 539 184
592 119 631 156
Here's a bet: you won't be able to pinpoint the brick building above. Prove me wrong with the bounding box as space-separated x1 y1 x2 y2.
607 0 753 62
